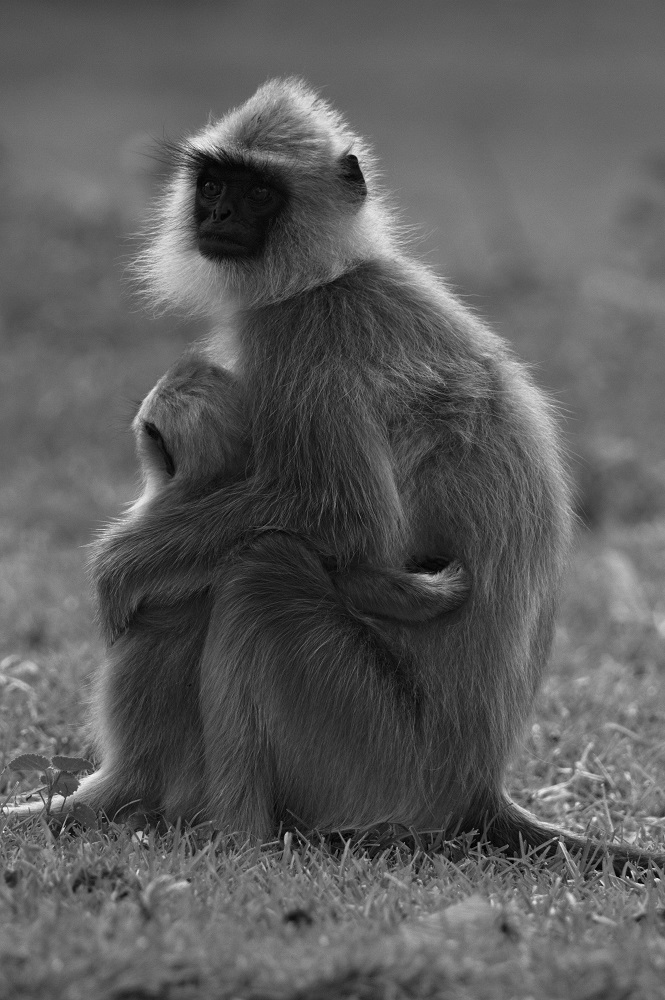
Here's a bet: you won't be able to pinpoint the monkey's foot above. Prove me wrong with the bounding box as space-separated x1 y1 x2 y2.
1 794 71 822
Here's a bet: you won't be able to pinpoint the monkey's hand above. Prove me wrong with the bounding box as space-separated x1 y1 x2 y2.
90 493 234 642
90 526 198 642
91 527 151 642
333 558 470 623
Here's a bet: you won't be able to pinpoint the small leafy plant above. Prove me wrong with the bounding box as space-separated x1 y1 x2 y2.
5 753 95 819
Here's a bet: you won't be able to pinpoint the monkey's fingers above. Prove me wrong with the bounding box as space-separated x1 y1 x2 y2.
91 542 146 641
421 559 470 598
96 592 141 644
334 558 471 623
93 580 135 644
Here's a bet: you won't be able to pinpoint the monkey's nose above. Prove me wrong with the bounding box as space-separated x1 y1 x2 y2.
212 207 232 222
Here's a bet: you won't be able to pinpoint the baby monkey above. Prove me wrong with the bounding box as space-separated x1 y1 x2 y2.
5 354 468 824
132 355 469 625
83 354 469 822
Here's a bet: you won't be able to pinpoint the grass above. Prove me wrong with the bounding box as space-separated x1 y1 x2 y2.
2 826 665 1000
3 122 665 1000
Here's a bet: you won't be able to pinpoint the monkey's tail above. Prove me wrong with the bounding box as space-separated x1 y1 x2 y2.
486 797 665 876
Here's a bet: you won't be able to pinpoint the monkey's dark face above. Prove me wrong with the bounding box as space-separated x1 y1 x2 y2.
194 161 285 260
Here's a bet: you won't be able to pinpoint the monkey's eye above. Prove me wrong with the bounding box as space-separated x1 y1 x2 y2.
143 421 176 478
201 178 222 199
247 184 272 204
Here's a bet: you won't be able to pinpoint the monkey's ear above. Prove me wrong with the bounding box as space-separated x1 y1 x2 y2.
340 153 367 199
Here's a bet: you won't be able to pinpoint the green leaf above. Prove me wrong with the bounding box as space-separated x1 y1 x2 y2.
69 803 99 828
7 754 52 773
51 756 94 773
51 772 80 797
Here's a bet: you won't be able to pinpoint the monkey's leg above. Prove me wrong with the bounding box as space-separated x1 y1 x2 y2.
76 596 210 823
199 534 425 840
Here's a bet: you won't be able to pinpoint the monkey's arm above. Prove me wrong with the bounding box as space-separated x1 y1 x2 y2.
93 437 406 642
93 463 400 642
95 281 417 638
92 484 247 640
95 420 404 640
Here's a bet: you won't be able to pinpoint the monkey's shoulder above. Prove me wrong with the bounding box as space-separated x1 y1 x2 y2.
300 259 523 371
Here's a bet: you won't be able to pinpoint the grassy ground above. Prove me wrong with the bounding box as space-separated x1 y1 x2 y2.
3 4 665 998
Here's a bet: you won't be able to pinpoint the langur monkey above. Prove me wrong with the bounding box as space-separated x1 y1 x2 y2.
3 355 468 824
76 356 468 825
6 80 663 871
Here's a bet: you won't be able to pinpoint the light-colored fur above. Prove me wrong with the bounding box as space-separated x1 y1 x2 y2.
6 80 662 872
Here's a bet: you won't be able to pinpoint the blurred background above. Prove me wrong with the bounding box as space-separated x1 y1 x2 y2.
3 0 665 526
2 1 665 810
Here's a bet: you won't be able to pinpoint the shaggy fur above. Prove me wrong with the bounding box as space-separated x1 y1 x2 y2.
73 352 470 823
78 356 248 821
8 79 662 871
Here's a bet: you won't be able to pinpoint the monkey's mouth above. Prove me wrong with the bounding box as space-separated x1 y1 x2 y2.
198 235 253 259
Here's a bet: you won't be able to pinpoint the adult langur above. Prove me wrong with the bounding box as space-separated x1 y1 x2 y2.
6 79 663 873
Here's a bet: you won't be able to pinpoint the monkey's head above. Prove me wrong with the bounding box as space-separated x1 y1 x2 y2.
137 78 394 313
132 357 250 501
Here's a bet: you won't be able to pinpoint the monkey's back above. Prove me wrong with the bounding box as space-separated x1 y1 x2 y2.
241 256 573 830
375 257 573 826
